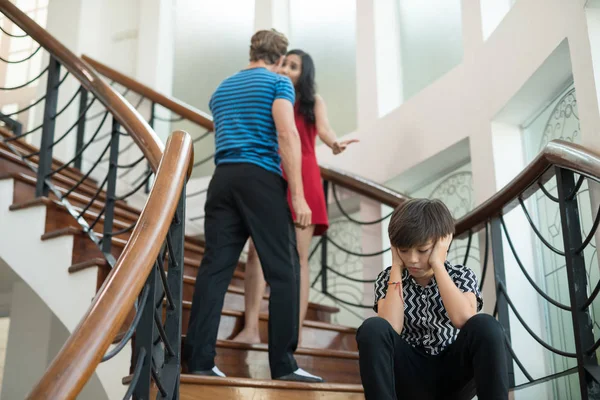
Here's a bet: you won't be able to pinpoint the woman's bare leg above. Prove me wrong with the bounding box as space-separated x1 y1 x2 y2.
232 239 266 343
296 225 316 345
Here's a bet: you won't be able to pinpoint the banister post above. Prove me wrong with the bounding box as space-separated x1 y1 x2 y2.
556 166 598 399
36 56 61 197
490 217 515 387
321 180 330 295
73 86 88 171
102 117 120 264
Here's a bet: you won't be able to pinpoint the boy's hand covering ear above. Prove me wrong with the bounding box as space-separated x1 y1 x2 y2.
429 234 453 269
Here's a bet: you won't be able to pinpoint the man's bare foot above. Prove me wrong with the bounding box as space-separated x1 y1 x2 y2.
232 328 261 344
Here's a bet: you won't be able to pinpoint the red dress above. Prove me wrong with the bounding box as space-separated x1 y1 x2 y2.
285 104 329 236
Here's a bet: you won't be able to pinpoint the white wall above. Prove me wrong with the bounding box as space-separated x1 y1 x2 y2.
398 0 464 101
0 318 9 395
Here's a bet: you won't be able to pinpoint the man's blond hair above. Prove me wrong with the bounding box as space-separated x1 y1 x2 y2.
249 29 289 64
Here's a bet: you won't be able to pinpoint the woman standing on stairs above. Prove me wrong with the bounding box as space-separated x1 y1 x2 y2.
233 49 358 344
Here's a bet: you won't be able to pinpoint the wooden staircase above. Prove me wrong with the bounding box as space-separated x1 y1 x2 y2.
0 127 364 398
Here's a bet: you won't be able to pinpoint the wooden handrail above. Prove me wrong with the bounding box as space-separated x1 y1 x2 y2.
0 0 164 171
82 55 214 131
454 140 600 237
0 3 196 398
26 131 193 399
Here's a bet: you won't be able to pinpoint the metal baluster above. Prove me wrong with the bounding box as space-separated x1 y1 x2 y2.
556 166 599 399
321 180 330 294
490 217 515 387
74 86 88 170
35 56 61 197
145 102 155 194
133 267 159 400
102 118 120 264
160 187 186 399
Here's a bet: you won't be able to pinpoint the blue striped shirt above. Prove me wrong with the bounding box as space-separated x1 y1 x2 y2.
209 68 295 176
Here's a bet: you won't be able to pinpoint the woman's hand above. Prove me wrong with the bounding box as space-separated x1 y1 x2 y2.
332 139 359 155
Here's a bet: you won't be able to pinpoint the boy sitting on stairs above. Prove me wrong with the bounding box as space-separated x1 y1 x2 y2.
356 199 509 400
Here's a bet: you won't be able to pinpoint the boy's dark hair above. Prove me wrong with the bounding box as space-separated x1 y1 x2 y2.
388 198 455 249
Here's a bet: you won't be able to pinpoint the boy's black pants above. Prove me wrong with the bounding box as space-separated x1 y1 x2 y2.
184 163 300 378
356 314 509 400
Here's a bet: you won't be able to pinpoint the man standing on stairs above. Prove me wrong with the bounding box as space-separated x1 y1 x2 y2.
184 29 323 383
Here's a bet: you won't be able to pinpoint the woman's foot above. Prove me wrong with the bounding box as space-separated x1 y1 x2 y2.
232 327 261 344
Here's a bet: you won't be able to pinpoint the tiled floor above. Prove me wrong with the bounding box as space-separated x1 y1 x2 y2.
0 318 10 394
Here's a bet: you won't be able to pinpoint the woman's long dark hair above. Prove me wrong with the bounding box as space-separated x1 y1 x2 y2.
287 49 316 124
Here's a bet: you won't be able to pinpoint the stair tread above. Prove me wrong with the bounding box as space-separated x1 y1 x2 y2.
9 197 139 232
182 275 339 314
180 302 355 334
40 226 203 254
0 127 98 186
0 146 99 193
212 339 358 360
2 169 140 216
178 375 364 392
68 257 244 280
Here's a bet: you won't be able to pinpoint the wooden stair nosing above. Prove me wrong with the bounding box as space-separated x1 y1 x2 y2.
0 146 100 194
122 374 363 393
9 197 137 237
178 375 364 393
210 338 358 360
180 301 355 335
182 276 339 315
41 226 203 256
0 131 98 186
5 170 135 216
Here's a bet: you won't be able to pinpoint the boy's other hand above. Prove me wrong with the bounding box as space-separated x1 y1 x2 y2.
429 234 453 270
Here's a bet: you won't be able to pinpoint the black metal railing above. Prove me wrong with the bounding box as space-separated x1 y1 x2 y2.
0 9 186 399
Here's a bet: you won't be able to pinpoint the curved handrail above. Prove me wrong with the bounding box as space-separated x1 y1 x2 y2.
0 1 164 170
82 55 214 131
26 131 193 399
80 55 409 207
454 140 600 237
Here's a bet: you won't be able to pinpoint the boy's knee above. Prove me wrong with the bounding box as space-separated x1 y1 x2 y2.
356 317 394 344
463 314 504 341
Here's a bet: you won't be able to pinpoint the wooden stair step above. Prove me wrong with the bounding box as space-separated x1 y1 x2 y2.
179 303 357 351
41 227 204 265
169 375 363 400
184 339 359 383
0 127 98 187
182 276 338 322
0 146 101 197
10 197 137 241
4 169 134 220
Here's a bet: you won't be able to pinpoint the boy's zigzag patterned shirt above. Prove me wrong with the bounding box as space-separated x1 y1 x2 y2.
373 261 483 355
